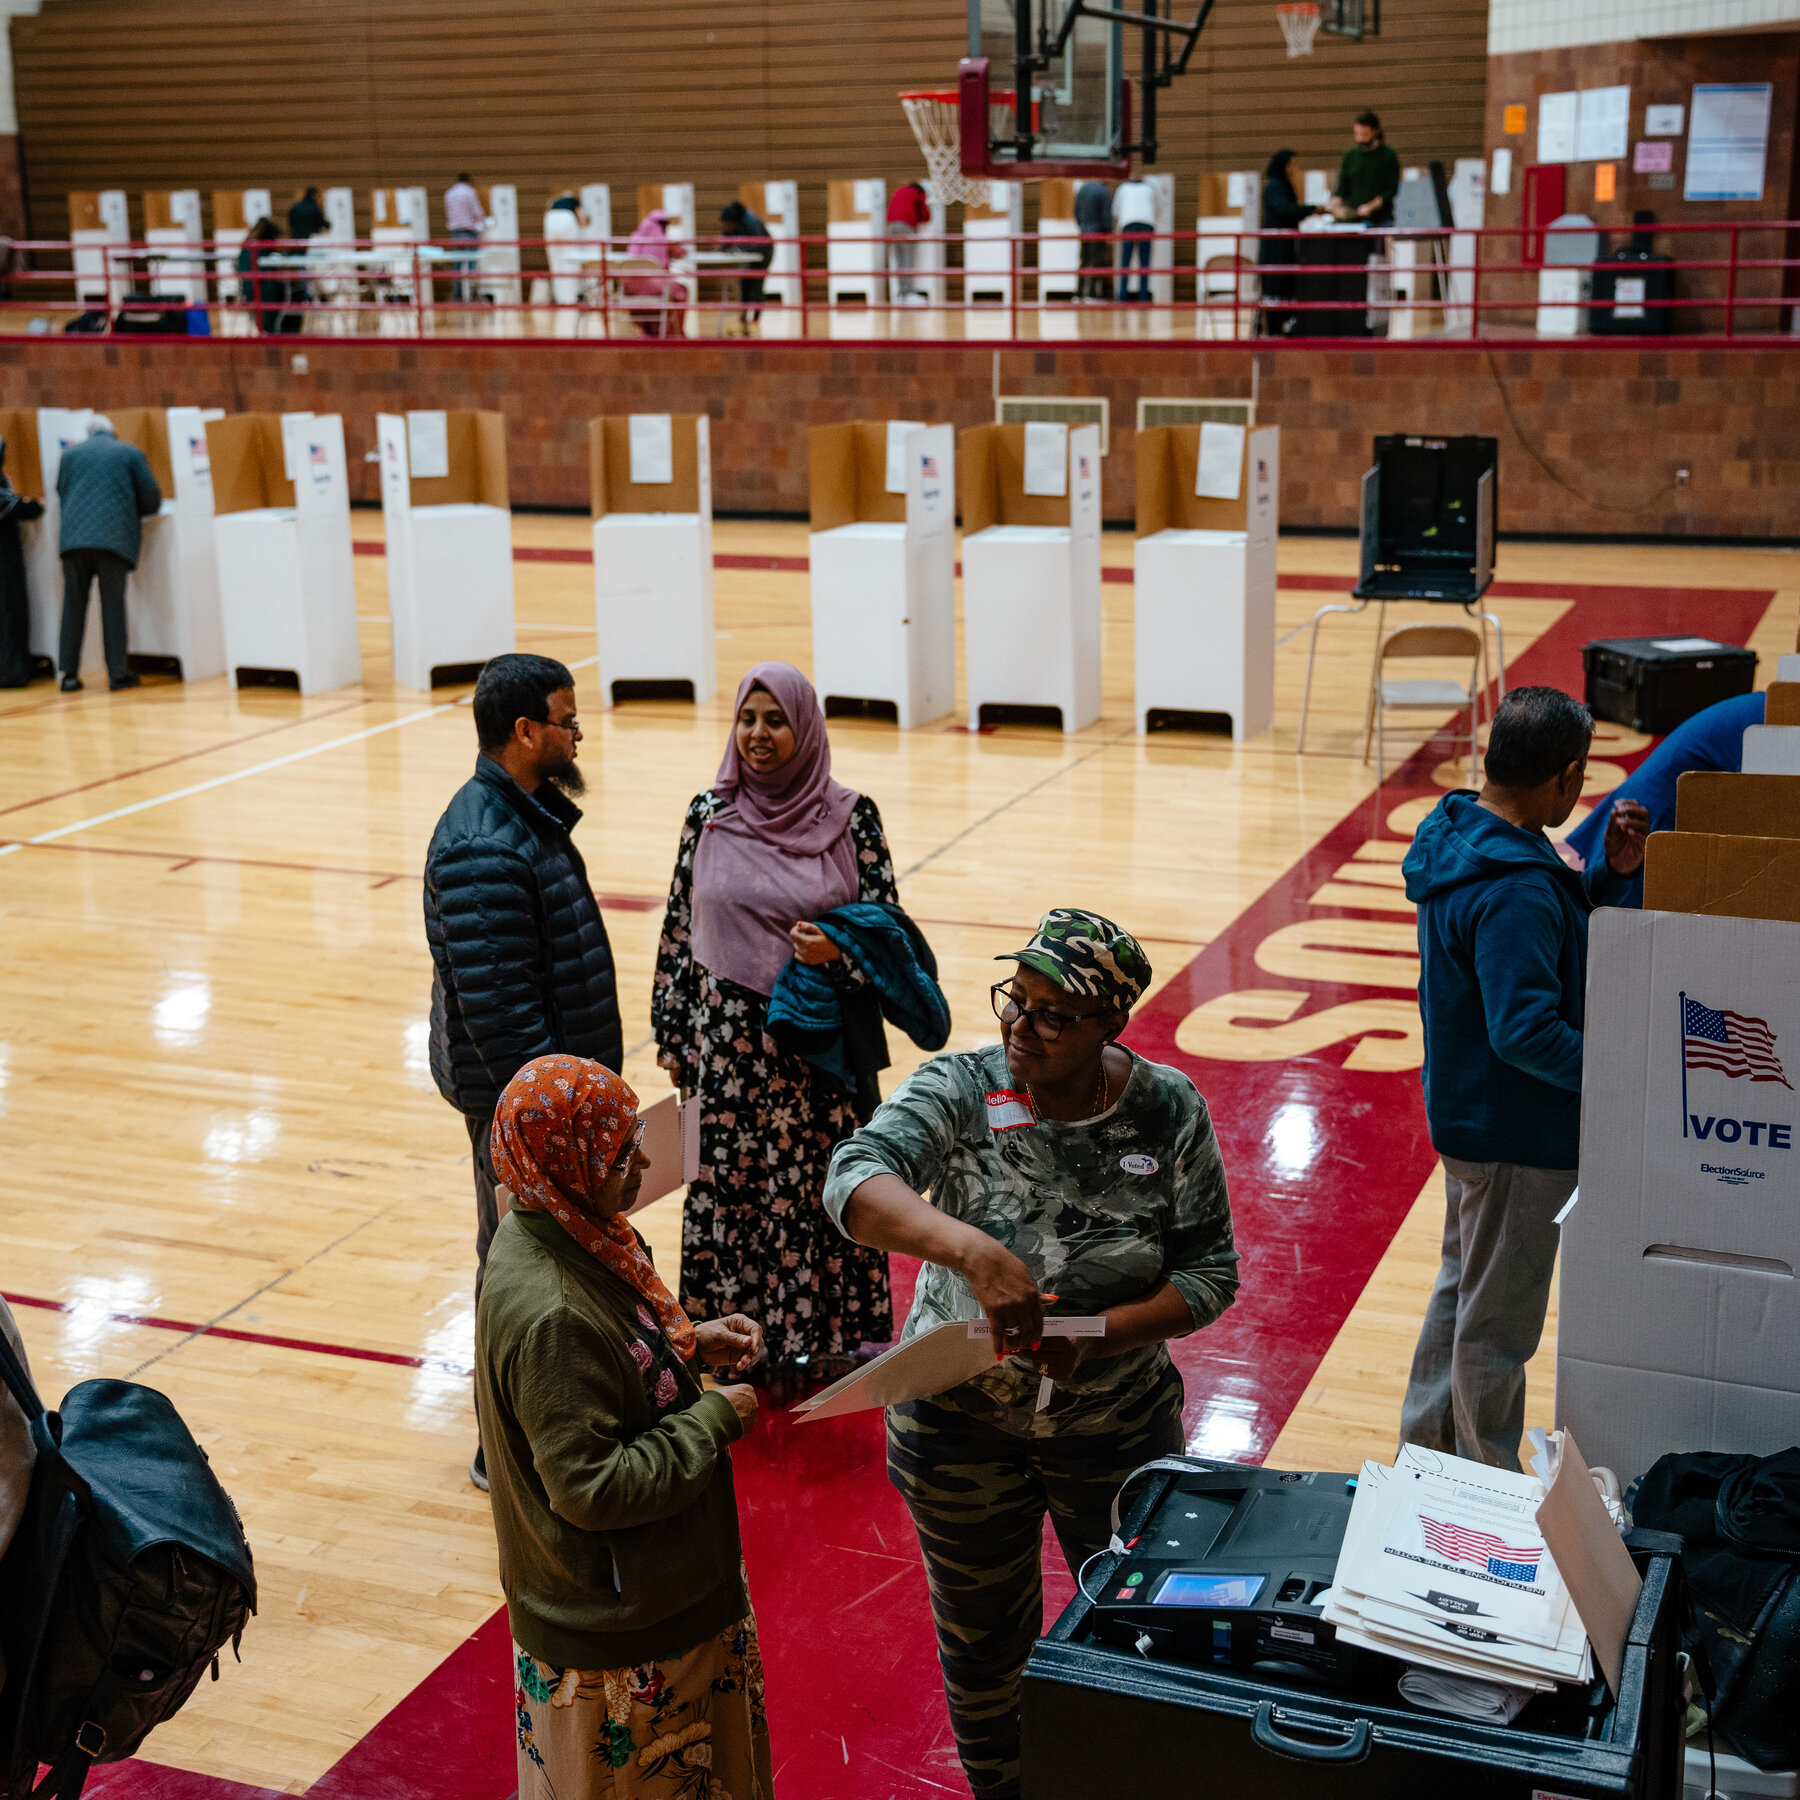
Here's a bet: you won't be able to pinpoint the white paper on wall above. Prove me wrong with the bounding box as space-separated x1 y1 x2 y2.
1645 103 1685 137
406 411 450 481
886 420 926 495
324 188 356 239
628 414 675 485
853 179 884 217
279 411 314 482
1491 147 1514 197
1685 83 1772 202
1022 422 1068 498
1576 86 1631 162
1196 421 1246 500
1538 91 1578 164
1304 169 1330 205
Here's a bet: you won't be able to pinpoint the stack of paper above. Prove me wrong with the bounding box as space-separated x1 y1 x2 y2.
1319 1447 1594 1696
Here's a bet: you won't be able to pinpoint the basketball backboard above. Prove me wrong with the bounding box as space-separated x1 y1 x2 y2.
968 0 1121 161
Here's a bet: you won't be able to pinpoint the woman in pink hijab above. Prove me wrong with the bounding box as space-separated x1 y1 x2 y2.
651 663 896 1386
621 208 689 337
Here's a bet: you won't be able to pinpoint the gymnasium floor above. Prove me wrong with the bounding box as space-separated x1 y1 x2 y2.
3 517 1794 1799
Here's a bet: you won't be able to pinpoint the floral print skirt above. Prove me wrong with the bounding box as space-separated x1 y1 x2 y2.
514 1610 773 1800
680 968 891 1368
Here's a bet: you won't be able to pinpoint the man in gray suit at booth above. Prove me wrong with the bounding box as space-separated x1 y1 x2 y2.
56 415 162 693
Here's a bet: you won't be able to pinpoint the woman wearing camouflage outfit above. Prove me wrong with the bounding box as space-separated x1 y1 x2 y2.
823 909 1239 1800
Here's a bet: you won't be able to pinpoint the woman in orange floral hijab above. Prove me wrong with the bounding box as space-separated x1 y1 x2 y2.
476 1055 774 1800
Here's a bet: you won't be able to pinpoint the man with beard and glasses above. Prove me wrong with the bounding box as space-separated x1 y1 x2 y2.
424 654 624 1489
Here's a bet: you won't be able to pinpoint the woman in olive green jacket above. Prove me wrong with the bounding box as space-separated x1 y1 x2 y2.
475 1055 772 1800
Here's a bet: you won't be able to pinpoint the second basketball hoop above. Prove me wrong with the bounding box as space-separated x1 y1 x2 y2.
1276 2 1322 56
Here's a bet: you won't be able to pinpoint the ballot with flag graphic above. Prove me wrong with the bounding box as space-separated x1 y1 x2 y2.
1418 1517 1544 1583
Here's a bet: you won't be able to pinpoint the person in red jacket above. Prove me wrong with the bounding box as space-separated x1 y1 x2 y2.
887 180 931 302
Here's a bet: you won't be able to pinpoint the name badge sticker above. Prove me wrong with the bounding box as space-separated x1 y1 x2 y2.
1120 1154 1159 1176
985 1089 1037 1132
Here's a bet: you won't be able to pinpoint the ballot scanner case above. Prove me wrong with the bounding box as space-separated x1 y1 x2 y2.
378 410 515 691
209 412 358 694
960 421 1102 734
1019 1460 1686 1800
109 406 226 681
808 421 955 728
590 413 714 708
1134 424 1279 740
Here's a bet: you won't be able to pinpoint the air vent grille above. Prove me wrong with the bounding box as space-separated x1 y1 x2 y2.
1136 397 1257 432
995 396 1110 455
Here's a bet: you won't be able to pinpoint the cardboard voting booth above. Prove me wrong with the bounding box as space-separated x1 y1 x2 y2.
69 191 128 307
1133 423 1279 740
378 410 514 691
208 411 359 694
143 191 206 308
477 184 521 304
827 180 886 304
106 406 226 681
590 413 714 708
963 181 1025 305
370 186 430 332
808 421 956 729
1036 181 1083 302
960 421 1102 733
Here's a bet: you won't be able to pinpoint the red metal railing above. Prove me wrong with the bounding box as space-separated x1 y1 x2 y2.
6 219 1796 343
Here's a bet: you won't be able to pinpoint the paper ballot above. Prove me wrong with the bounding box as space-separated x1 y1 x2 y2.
1022 422 1068 497
886 420 925 494
405 411 449 481
628 414 675 485
1195 421 1246 500
793 1317 1103 1422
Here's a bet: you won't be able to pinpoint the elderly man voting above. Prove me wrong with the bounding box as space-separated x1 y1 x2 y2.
825 909 1238 1800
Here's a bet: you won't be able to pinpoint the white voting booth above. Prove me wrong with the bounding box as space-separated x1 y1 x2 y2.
1133 422 1279 739
378 410 515 690
827 180 886 304
318 188 359 333
1036 181 1083 302
108 406 226 681
808 420 956 728
1145 170 1176 304
371 186 430 331
143 191 205 307
208 411 359 693
964 181 1025 305
477 184 521 305
69 191 128 308
960 421 1102 733
24 408 96 671
590 413 714 707
741 180 800 308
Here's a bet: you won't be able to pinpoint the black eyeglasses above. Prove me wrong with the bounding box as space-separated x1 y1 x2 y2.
991 982 1109 1042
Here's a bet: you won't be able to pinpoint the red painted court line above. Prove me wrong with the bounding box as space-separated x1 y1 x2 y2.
2 1290 474 1377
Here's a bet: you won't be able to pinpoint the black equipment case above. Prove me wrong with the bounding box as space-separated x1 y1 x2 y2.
1582 636 1757 735
1020 1460 1687 1800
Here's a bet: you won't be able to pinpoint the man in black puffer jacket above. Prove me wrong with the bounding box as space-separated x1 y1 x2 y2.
424 653 623 1488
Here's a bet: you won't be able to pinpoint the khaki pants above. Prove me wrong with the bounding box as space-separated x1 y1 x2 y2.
1399 1155 1573 1471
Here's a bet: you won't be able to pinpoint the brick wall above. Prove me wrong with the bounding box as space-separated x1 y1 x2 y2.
0 336 1793 538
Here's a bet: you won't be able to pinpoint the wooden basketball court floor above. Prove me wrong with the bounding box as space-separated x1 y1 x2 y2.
2 516 1794 1798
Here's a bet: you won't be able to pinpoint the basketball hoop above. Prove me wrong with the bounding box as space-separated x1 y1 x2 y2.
900 87 1020 206
1276 2 1322 56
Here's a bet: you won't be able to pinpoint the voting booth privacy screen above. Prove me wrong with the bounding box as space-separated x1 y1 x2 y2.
590 413 715 707
1357 435 1496 602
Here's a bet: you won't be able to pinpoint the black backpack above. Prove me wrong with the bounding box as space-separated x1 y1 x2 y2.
0 1329 256 1799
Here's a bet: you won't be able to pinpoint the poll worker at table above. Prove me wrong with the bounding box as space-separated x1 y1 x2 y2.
1258 148 1316 336
1563 690 1765 904
56 416 161 694
238 217 300 334
1400 688 1648 1471
718 199 774 332
287 186 328 240
824 910 1238 1800
1331 108 1399 225
622 209 687 338
474 1056 773 1800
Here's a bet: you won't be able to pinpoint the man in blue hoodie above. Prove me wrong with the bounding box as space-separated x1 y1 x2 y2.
1399 687 1648 1469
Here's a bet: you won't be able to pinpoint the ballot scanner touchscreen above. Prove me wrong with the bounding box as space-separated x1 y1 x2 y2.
1150 1573 1265 1609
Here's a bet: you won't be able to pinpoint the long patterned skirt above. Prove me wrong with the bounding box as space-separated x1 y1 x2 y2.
680 966 891 1368
514 1611 773 1800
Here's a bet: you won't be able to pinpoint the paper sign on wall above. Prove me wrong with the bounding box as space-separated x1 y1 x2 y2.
1503 103 1527 135
1594 163 1617 203
406 411 449 480
886 420 925 494
1022 421 1068 497
628 413 675 485
1576 85 1630 163
1537 91 1578 164
1303 169 1329 206
1685 83 1772 202
1491 147 1513 196
1634 141 1674 174
1196 421 1246 500
1645 103 1684 137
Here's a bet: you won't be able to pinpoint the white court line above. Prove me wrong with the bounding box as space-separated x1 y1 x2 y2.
0 654 600 862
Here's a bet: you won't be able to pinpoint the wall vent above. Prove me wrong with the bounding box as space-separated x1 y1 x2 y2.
995 395 1110 455
1136 397 1257 432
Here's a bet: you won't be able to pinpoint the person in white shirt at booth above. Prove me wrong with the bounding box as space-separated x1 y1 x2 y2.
1112 174 1158 302
444 172 487 301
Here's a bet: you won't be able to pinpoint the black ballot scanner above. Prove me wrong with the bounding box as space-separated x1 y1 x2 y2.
1022 1457 1687 1800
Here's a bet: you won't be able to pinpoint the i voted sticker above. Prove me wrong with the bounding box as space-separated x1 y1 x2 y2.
1120 1154 1158 1176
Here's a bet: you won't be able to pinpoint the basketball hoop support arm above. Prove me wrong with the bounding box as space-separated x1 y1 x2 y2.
959 57 1134 181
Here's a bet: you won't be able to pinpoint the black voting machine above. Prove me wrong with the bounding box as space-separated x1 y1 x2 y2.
1355 434 1497 604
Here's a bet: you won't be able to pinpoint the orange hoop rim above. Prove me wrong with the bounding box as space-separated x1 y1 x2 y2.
898 88 1018 105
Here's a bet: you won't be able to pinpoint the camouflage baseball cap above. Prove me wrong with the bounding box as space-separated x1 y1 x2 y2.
998 909 1152 1013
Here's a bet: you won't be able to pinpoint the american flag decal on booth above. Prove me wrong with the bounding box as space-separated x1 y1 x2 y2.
1418 1517 1543 1582
1681 993 1790 1103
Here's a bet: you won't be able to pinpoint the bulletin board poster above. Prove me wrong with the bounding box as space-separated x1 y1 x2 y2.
1685 83 1773 201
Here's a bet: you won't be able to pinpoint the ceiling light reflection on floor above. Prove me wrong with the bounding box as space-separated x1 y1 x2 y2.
152 972 212 1048
1266 1100 1320 1179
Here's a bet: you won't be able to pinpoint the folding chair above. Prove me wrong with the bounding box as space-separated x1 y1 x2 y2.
1367 622 1484 784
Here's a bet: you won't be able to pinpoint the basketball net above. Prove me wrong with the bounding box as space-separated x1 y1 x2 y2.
1276 2 1321 56
900 89 1019 207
